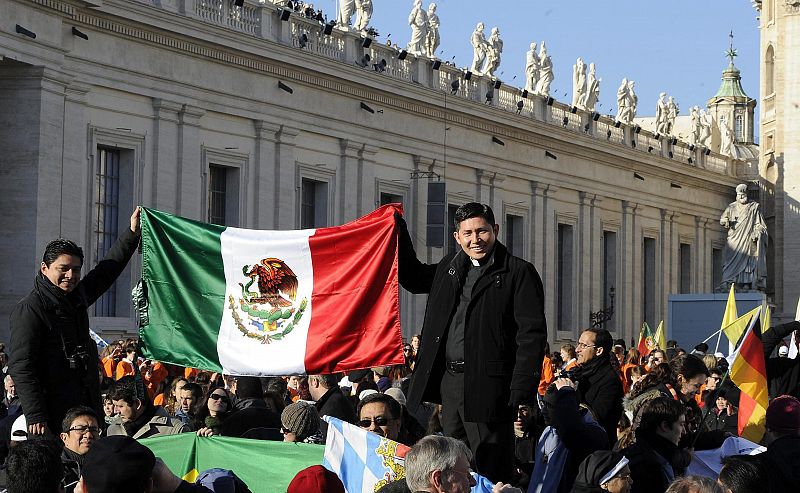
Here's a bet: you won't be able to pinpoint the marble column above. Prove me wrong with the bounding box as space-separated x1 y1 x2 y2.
252 120 281 229
151 99 182 212
176 105 205 220
338 138 363 223
531 181 557 341
579 192 602 333
620 201 638 344
274 125 299 229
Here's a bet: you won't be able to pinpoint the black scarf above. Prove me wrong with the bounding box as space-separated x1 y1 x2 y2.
124 403 157 436
635 428 690 474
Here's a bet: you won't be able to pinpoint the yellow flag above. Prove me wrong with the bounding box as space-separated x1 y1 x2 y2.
762 304 771 333
182 469 199 483
654 320 666 350
722 307 761 348
722 284 738 329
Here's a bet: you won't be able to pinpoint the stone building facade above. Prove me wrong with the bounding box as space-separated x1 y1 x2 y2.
753 0 800 323
0 0 741 345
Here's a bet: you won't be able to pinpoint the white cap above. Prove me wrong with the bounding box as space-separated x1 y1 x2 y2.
359 389 378 401
10 414 27 442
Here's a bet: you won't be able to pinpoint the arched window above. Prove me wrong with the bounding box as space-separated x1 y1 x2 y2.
766 45 775 95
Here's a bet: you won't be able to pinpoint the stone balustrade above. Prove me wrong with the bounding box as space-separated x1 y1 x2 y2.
130 0 736 175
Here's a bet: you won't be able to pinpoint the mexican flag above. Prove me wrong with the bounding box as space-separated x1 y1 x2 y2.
138 205 403 376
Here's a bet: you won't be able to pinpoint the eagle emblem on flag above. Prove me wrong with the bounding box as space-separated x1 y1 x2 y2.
228 257 308 344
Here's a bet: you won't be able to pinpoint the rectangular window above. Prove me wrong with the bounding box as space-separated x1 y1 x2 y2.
301 178 328 229
380 192 403 207
557 224 574 332
603 231 617 330
506 214 524 257
208 165 240 227
713 247 723 290
446 204 459 256
643 238 656 329
680 243 692 294
94 148 121 317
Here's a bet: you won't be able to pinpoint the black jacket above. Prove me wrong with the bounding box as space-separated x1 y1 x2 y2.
761 435 800 493
397 219 547 422
316 386 356 438
622 432 679 493
9 228 139 431
762 321 800 399
573 356 624 447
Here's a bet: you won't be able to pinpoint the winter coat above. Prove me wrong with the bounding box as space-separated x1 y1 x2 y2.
760 435 800 493
622 433 678 493
316 385 356 438
762 321 800 399
702 406 738 436
572 356 624 447
8 228 139 432
106 406 187 439
397 219 547 422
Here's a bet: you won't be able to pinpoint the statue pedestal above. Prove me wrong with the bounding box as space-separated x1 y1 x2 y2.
667 292 766 356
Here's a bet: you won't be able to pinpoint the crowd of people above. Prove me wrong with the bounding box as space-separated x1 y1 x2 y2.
3 204 800 493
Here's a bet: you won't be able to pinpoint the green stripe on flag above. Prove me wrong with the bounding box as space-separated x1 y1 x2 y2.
140 208 226 372
141 434 324 492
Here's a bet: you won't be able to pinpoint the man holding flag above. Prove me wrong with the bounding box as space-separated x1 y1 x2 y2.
397 203 547 484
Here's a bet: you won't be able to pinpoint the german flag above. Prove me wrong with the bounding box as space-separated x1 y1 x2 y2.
729 306 769 442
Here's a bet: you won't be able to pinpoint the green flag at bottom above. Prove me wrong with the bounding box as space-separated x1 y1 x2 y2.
141 434 324 492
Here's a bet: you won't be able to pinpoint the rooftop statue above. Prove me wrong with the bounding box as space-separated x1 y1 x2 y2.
535 42 554 97
616 79 637 124
581 62 600 112
572 58 587 109
354 0 373 32
720 184 767 291
698 110 713 147
485 27 503 77
470 22 489 74
407 0 429 56
337 0 356 29
524 42 540 93
655 93 669 134
666 96 679 135
425 3 440 58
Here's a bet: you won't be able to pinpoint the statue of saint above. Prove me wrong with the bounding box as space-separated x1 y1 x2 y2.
485 27 503 77
616 78 630 123
698 110 713 146
655 93 668 134
572 58 587 109
354 0 373 32
425 3 440 58
720 184 768 290
524 42 540 93
581 62 600 112
406 0 428 56
666 96 679 135
719 117 734 157
535 42 553 97
689 106 701 145
337 0 356 29
470 23 488 74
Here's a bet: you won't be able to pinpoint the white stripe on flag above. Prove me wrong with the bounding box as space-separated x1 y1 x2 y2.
218 227 316 375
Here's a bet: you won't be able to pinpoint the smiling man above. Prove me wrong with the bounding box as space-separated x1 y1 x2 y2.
398 202 547 483
9 208 141 438
60 406 101 492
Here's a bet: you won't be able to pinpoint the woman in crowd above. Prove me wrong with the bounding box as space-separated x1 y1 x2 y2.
621 349 641 386
194 387 233 436
156 376 188 415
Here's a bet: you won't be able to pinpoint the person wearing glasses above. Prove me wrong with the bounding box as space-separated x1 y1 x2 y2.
357 393 403 442
60 406 101 492
192 388 232 437
397 203 547 483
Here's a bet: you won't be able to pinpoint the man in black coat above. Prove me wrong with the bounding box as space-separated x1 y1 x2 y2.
397 202 547 483
572 327 624 447
309 373 355 439
9 208 141 437
761 320 800 399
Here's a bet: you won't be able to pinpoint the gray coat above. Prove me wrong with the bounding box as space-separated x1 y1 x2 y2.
106 406 187 439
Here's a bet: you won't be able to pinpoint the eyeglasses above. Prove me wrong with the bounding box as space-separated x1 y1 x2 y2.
68 425 101 435
209 393 230 403
576 342 596 349
358 416 393 428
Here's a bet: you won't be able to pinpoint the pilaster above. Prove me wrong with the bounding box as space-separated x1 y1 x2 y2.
621 201 639 344
338 138 363 223
252 120 280 229
275 125 299 229
176 104 205 220
151 98 182 212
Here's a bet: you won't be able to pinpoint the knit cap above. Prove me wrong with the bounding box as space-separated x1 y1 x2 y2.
766 394 800 433
281 401 320 440
287 465 344 493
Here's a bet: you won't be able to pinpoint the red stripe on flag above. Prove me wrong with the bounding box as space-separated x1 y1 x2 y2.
730 315 769 442
305 205 404 373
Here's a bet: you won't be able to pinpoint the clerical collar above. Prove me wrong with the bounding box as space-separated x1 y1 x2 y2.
470 258 481 267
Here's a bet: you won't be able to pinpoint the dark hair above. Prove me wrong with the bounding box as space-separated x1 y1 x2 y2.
263 391 287 414
191 387 231 431
625 348 641 365
265 377 288 398
124 343 137 356
181 382 203 400
109 376 139 407
718 455 766 493
670 353 710 380
6 440 64 493
637 396 685 433
583 327 613 355
42 238 84 267
61 405 100 433
310 374 339 389
560 344 576 359
357 392 401 420
629 353 709 400
235 376 264 399
453 202 495 229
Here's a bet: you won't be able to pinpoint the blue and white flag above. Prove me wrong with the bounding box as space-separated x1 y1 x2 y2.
89 328 109 349
322 416 409 493
322 416 494 493
686 436 765 478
